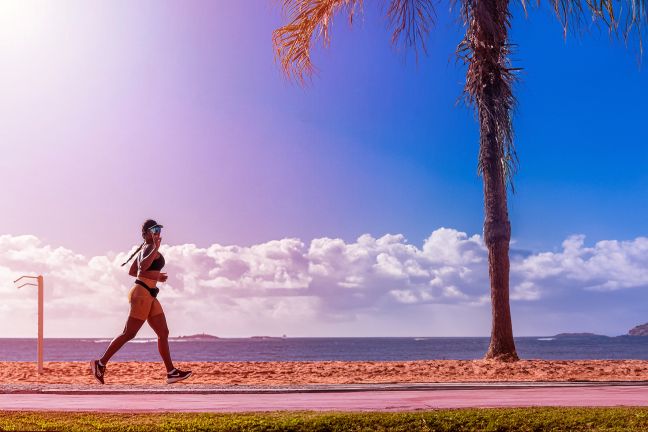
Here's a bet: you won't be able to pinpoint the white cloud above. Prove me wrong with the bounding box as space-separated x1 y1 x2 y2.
512 235 648 296
1 230 647 337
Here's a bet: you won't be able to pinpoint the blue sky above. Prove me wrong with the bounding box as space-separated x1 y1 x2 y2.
291 1 648 253
1 1 645 255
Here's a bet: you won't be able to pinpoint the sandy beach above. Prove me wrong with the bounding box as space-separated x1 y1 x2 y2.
2 360 648 385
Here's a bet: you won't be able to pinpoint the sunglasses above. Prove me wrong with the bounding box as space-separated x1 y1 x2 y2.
148 226 162 234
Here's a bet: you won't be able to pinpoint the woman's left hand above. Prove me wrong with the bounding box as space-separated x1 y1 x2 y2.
159 272 168 283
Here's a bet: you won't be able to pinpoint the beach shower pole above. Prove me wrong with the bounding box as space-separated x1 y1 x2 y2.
14 275 44 374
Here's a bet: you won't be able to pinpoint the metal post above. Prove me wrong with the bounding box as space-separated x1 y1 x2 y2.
37 275 43 374
14 275 44 375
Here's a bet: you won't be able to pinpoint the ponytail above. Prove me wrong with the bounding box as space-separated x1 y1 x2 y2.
121 242 145 266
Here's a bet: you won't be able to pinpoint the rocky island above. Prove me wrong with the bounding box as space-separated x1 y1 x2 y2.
170 333 219 341
628 323 648 336
553 332 607 338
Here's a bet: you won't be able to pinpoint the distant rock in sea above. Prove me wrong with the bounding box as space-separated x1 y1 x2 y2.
553 332 607 338
171 333 219 341
628 323 648 336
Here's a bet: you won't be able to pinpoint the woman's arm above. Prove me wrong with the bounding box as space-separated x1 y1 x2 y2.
137 241 159 272
128 259 138 277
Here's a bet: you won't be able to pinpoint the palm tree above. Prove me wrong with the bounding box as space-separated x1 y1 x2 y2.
273 0 646 360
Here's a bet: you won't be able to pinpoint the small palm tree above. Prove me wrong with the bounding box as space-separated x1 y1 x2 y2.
273 0 645 360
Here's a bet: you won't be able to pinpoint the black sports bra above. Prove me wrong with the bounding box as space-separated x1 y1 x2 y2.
147 253 165 271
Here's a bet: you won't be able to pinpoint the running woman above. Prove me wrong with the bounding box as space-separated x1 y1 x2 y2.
91 219 192 384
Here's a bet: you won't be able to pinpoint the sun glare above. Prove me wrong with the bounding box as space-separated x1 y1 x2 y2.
0 1 54 51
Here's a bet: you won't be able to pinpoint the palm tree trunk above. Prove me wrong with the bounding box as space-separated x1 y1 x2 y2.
482 124 518 361
463 0 519 360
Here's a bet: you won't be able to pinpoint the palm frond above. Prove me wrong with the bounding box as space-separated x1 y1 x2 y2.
273 0 437 83
385 0 437 56
458 0 519 190
545 0 647 52
273 0 363 83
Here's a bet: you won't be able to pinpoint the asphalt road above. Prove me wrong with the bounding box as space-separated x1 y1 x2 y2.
2 385 648 412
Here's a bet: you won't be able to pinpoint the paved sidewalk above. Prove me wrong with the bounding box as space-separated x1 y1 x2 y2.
2 381 648 394
1 383 648 412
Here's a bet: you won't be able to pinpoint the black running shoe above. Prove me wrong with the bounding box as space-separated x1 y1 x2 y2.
167 368 192 384
91 360 105 384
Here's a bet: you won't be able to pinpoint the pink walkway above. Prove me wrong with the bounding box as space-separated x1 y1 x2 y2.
2 386 648 412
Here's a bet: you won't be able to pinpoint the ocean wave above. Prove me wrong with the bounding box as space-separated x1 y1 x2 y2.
537 338 555 341
93 339 157 344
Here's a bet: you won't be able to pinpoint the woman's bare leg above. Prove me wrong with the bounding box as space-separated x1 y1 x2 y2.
147 312 174 372
99 316 145 365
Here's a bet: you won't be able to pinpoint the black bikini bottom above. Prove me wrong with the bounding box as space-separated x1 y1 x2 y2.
135 279 160 298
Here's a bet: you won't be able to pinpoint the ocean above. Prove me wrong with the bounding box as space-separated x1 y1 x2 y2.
1 336 648 362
